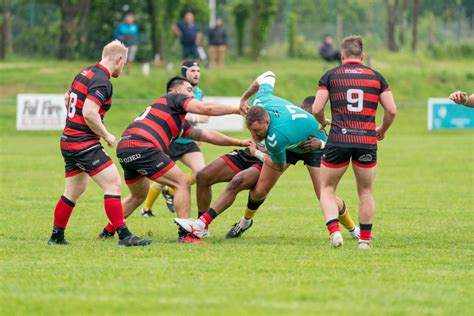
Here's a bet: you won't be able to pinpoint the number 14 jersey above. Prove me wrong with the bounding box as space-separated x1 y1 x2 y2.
318 60 390 149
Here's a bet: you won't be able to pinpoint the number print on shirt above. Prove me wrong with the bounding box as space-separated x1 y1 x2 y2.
67 92 78 118
346 89 364 112
285 105 308 120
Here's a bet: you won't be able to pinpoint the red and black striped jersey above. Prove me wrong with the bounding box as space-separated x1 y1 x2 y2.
319 60 390 149
117 93 194 152
60 63 113 153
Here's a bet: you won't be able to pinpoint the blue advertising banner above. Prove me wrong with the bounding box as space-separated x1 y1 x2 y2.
428 98 474 131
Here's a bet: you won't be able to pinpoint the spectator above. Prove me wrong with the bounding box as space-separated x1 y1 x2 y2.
319 35 341 62
114 13 139 72
172 12 202 60
208 17 227 68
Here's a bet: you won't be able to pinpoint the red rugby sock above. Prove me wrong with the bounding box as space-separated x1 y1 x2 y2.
53 195 75 228
104 195 126 230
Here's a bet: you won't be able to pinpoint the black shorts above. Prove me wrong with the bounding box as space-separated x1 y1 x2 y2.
322 145 377 168
167 141 201 161
62 144 113 177
221 149 263 173
286 150 322 168
117 147 176 184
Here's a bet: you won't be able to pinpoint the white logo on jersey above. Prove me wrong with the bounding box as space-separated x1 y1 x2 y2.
267 133 277 147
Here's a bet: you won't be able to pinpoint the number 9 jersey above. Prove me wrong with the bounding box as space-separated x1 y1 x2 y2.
318 60 390 149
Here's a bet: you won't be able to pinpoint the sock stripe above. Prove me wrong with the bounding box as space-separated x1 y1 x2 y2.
104 195 121 199
61 195 75 207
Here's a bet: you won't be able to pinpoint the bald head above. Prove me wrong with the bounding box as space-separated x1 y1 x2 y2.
101 40 128 78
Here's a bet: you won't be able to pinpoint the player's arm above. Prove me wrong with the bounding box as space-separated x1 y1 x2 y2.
240 80 260 113
312 89 331 129
449 91 474 108
376 91 397 141
186 99 241 116
185 127 250 147
82 100 115 147
185 113 209 123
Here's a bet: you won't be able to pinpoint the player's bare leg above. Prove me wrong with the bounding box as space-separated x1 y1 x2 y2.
320 164 349 247
196 157 237 216
93 164 152 246
352 164 376 249
306 165 359 238
191 167 261 237
226 163 283 239
48 172 88 245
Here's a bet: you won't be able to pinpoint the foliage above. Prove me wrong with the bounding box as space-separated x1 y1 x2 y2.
232 1 249 57
249 0 277 59
287 12 296 58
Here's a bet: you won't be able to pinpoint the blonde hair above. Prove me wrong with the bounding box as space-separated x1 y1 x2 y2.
102 40 128 59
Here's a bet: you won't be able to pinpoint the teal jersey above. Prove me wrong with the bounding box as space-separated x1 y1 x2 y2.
251 79 327 164
174 86 204 144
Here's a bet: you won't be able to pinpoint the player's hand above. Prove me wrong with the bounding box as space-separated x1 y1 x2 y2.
238 139 251 147
375 126 385 141
240 98 249 116
199 115 209 123
299 136 322 152
104 133 116 148
449 91 468 104
249 140 257 156
319 118 331 132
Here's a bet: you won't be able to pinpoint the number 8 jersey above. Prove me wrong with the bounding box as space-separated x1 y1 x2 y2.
318 60 390 149
61 63 113 152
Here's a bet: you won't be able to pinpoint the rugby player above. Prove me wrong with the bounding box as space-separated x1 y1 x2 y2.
313 35 397 249
141 60 207 216
97 76 249 243
175 72 358 240
449 90 474 108
48 40 152 247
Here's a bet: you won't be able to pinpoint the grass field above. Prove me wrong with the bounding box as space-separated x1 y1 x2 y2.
0 56 473 315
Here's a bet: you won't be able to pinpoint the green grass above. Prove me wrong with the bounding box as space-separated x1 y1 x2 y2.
0 56 473 315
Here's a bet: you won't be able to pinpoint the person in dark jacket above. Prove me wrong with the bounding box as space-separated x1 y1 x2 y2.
172 12 202 59
319 35 341 62
208 17 227 68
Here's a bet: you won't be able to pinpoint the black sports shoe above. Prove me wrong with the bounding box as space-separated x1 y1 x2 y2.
225 219 253 239
162 187 176 213
47 238 70 245
141 208 155 217
118 235 152 247
97 228 115 240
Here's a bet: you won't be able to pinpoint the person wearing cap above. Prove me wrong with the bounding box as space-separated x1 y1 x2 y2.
141 60 208 216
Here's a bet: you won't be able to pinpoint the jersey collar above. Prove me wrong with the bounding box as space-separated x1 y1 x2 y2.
96 62 111 79
343 60 363 65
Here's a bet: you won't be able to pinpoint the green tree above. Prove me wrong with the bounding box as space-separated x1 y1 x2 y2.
232 2 249 57
249 0 277 59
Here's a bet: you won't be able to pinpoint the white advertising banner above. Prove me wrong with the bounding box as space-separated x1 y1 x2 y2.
16 94 244 132
198 96 244 132
16 94 66 130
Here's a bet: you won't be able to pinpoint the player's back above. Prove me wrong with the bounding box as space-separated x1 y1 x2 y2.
61 63 112 152
319 61 389 149
264 103 324 154
119 93 192 152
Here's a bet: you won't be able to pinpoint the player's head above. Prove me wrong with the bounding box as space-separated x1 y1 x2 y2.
166 76 193 97
340 35 365 61
301 96 315 113
101 40 128 78
246 106 270 142
181 60 200 86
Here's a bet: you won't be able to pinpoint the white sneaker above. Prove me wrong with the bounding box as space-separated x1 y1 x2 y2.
202 228 211 238
330 231 344 248
349 226 360 239
359 241 371 250
174 218 205 238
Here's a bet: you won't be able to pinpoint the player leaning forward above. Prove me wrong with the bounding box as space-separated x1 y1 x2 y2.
97 76 249 243
176 71 358 240
313 35 397 249
48 40 151 246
